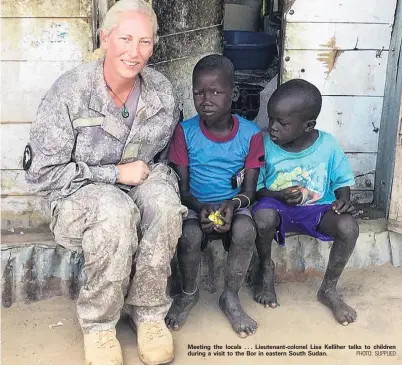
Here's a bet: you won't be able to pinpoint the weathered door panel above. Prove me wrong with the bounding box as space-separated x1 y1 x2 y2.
285 0 397 24
318 96 382 153
282 50 388 96
388 98 402 234
285 23 392 50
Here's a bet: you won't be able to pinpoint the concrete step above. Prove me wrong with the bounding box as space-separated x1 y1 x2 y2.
2 219 401 308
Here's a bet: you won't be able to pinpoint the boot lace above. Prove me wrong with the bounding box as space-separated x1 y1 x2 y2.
96 330 118 349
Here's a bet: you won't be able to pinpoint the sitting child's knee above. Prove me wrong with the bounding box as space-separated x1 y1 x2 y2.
335 215 359 242
253 209 280 232
231 216 256 244
180 220 203 250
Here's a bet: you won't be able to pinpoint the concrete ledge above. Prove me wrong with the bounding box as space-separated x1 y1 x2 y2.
1 219 401 307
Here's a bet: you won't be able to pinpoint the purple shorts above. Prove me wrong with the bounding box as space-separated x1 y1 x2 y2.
252 197 333 246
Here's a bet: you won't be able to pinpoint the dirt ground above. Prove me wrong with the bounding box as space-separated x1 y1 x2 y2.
1 264 402 365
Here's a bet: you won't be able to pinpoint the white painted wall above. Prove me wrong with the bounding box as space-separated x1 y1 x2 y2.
1 0 92 229
281 0 398 204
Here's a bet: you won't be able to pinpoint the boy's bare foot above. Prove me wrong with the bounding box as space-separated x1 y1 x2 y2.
165 290 199 331
254 260 278 308
219 290 258 338
317 287 357 325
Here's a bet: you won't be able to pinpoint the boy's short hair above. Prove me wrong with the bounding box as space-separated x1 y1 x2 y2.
193 54 235 88
269 79 322 120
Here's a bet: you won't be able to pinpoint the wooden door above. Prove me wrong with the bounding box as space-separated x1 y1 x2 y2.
388 97 402 234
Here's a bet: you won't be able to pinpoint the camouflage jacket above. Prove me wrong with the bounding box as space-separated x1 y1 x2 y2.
25 59 179 202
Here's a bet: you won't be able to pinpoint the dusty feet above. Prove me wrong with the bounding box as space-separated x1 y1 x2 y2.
317 287 357 325
219 290 257 338
165 290 199 331
254 260 278 308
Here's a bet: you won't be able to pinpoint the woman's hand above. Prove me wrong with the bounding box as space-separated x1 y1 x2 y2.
116 160 150 185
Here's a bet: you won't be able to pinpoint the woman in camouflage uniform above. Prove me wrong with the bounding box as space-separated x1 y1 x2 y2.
24 0 187 364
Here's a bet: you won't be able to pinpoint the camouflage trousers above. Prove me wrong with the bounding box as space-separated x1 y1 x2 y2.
50 163 187 333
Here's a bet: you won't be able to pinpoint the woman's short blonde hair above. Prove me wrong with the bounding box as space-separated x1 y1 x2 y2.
99 0 159 44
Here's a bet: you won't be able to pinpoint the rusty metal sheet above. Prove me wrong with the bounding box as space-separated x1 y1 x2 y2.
1 244 84 308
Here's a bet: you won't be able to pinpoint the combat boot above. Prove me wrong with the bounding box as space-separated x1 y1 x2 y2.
137 321 174 364
83 329 123 365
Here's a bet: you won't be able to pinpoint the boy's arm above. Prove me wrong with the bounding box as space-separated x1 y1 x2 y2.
257 186 304 205
171 163 215 233
330 136 356 215
232 167 260 208
335 186 350 201
333 186 357 215
254 134 303 205
230 131 265 209
214 167 260 234
257 187 281 200
170 163 204 213
167 124 209 214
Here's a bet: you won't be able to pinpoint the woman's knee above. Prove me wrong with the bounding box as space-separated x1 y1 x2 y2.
97 186 139 228
335 215 359 242
253 209 280 232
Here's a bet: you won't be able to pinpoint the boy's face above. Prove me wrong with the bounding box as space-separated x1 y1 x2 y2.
193 68 233 124
267 96 308 146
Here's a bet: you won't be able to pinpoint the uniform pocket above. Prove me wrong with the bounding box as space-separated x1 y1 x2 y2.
51 198 89 249
150 163 180 195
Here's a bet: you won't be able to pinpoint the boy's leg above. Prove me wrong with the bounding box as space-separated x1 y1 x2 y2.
316 211 359 325
165 218 203 330
219 214 258 338
253 208 281 308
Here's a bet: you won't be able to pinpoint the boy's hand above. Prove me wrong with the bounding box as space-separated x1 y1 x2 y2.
332 200 357 216
214 200 236 233
277 186 304 206
199 205 215 233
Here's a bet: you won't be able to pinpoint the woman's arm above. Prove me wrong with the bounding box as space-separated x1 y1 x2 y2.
26 90 118 196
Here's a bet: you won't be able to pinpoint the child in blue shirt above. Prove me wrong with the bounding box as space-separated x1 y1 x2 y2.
167 55 264 338
253 79 359 326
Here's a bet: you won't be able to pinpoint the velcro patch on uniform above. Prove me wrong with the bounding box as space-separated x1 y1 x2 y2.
23 144 33 171
122 143 141 161
72 117 103 128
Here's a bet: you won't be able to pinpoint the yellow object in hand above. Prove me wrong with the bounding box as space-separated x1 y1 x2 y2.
208 211 224 226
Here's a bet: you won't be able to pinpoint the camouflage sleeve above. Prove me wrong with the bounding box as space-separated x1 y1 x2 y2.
25 91 117 196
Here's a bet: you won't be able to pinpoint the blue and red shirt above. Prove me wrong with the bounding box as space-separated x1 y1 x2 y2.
169 114 264 203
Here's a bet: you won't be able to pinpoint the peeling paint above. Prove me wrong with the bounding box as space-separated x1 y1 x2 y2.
0 0 91 17
1 19 92 61
317 36 344 77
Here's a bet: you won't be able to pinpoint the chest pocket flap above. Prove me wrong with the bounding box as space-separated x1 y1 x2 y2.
72 116 130 144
